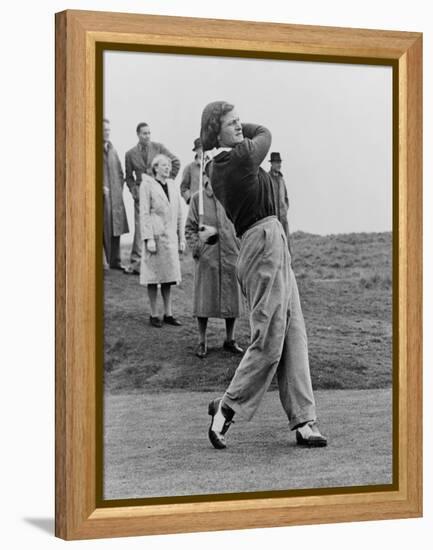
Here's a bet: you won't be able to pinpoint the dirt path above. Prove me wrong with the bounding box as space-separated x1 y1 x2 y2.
103 388 392 500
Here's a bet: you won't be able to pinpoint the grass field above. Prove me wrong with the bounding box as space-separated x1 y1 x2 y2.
103 388 392 499
104 231 392 393
103 231 393 499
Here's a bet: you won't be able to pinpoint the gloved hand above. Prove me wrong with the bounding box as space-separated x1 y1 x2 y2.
198 224 219 244
146 238 156 253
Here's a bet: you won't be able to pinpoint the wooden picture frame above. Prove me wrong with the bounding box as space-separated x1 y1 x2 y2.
55 9 422 540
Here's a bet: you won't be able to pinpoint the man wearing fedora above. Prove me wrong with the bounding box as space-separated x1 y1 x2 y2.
180 138 203 204
268 152 291 250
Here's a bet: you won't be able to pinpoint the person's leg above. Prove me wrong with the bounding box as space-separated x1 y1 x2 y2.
223 318 243 354
225 318 235 341
147 284 158 317
221 219 290 421
196 317 208 358
161 283 172 316
110 235 121 268
197 317 208 343
103 195 112 266
161 283 182 325
129 198 142 272
277 267 316 430
103 249 109 271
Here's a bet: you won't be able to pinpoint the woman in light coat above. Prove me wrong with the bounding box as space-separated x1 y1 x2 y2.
139 154 186 327
185 169 243 359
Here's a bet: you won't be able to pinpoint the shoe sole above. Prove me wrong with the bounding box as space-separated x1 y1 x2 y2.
296 432 327 447
208 400 226 450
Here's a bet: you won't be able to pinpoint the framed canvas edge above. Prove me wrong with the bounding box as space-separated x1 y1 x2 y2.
54 9 423 540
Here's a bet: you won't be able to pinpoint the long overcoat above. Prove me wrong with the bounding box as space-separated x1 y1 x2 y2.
139 175 185 285
185 182 242 318
103 142 129 236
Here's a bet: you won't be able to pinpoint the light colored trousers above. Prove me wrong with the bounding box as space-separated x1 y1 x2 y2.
130 198 142 272
222 216 316 429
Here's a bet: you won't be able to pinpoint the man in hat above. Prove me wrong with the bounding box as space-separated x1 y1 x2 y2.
124 122 180 274
268 152 291 250
180 138 203 204
103 118 129 270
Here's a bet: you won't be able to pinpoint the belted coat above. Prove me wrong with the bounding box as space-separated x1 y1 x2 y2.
185 182 242 318
139 175 185 285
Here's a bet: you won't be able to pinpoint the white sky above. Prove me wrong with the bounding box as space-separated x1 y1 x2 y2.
104 50 392 237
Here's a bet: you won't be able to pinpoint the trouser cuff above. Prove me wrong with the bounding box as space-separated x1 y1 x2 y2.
289 406 316 430
221 395 255 421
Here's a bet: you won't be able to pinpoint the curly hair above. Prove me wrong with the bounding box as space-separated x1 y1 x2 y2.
200 101 235 151
151 154 172 176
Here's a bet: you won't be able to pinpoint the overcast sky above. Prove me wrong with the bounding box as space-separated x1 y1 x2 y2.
104 50 392 237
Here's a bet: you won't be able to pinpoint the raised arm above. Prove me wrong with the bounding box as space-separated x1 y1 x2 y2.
234 123 272 167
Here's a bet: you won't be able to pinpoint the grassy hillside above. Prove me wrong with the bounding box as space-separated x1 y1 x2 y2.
104 231 392 393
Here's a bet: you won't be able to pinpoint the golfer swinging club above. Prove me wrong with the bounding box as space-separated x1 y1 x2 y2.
200 101 327 449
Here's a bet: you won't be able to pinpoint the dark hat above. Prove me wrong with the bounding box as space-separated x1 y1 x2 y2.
269 152 282 162
192 138 202 151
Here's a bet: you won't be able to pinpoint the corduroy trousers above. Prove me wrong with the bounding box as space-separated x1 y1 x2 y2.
222 216 316 429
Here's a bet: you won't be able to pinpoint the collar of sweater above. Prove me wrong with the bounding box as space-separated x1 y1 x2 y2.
206 146 232 160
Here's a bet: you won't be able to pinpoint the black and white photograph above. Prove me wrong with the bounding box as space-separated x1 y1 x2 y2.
102 49 393 501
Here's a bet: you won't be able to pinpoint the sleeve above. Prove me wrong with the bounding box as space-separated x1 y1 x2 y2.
125 151 136 191
159 144 181 179
281 176 289 210
185 195 204 259
180 164 192 203
139 178 154 241
234 123 272 168
278 191 289 238
115 151 124 183
176 184 186 246
278 177 290 244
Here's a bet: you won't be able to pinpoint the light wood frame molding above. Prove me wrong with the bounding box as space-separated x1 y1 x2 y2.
55 9 422 540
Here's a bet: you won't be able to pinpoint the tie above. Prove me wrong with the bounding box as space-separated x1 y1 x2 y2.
141 145 148 169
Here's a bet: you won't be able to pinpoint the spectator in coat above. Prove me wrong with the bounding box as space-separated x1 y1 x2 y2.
124 122 180 274
185 163 244 359
180 138 203 204
103 118 129 269
267 152 291 251
139 154 186 328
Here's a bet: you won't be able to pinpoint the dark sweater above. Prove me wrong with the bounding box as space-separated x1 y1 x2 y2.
210 124 279 237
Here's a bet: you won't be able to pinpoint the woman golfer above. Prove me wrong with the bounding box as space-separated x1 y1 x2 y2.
201 101 327 449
